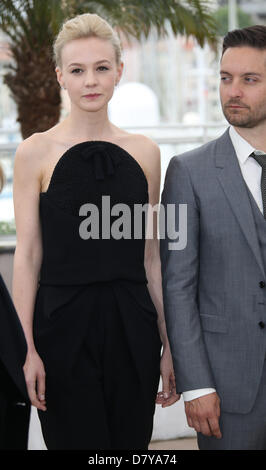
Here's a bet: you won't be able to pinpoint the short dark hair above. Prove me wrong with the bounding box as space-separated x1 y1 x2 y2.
222 25 266 56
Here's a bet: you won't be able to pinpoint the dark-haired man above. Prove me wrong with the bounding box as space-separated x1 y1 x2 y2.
160 25 266 449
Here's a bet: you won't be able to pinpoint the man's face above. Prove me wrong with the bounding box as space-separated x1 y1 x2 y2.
220 46 266 128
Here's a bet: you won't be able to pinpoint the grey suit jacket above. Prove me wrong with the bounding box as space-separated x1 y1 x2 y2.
160 128 266 414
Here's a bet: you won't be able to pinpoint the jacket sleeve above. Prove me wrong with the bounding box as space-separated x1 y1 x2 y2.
159 156 215 393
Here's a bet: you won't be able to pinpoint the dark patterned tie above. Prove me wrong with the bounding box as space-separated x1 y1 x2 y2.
250 151 266 218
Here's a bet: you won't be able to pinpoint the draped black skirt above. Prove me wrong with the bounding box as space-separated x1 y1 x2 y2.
33 280 161 450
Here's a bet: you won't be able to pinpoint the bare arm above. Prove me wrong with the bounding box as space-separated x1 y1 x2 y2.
142 138 180 407
143 141 168 346
12 136 46 410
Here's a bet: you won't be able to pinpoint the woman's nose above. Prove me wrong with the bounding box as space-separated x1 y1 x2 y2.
85 70 98 86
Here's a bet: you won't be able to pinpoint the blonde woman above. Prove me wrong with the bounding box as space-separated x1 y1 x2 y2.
12 13 179 450
0 164 30 448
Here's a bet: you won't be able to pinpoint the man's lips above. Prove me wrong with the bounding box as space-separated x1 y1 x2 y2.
225 103 248 109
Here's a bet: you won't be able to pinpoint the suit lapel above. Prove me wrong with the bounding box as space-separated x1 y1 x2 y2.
215 128 265 278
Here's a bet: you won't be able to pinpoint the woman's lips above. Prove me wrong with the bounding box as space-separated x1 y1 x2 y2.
83 93 101 99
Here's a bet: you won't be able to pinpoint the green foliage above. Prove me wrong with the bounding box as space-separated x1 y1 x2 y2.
0 219 16 236
0 0 218 48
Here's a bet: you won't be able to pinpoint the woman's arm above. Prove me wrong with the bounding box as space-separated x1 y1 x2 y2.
143 142 168 347
12 136 46 411
141 138 180 407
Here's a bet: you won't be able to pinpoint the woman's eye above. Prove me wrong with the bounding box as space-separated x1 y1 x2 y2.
97 66 109 71
71 68 82 74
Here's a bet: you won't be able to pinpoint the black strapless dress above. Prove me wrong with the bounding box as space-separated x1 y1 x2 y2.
33 141 162 450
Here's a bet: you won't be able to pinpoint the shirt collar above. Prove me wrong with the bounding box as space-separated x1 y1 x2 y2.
229 126 255 165
229 126 266 165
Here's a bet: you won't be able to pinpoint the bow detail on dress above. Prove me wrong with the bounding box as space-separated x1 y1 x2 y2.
80 142 122 180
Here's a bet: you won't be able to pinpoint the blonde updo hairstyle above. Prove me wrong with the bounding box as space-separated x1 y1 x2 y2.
53 13 122 69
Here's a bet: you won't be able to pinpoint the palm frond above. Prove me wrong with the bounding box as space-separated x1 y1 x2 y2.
0 0 218 48
0 0 219 138
74 0 218 46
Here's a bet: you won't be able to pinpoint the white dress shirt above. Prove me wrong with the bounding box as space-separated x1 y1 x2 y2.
182 125 263 402
229 125 264 212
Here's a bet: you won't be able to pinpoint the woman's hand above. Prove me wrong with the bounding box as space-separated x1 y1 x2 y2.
23 349 47 411
156 345 180 407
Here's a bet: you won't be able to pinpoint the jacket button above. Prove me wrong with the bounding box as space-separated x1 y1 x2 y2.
259 281 265 288
258 321 265 329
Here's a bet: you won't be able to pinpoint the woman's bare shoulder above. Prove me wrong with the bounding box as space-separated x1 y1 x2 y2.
121 132 160 172
15 131 51 161
131 133 160 154
116 128 159 150
13 132 54 192
116 131 160 160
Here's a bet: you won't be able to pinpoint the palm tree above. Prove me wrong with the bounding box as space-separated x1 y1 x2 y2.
0 0 218 139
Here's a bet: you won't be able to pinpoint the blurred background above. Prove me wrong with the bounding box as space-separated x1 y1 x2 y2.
0 0 265 449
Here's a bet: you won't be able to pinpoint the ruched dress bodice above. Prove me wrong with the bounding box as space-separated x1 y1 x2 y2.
39 140 149 286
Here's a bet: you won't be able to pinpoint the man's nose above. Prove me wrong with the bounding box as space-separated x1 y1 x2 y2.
228 80 243 98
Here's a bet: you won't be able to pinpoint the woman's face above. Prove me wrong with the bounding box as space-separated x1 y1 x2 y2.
56 36 123 113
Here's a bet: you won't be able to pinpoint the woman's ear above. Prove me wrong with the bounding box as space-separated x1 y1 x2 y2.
115 61 124 86
55 66 65 89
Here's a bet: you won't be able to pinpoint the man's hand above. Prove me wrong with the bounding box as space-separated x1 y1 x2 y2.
184 392 222 438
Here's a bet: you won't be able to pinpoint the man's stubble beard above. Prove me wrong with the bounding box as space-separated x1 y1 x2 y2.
222 102 266 129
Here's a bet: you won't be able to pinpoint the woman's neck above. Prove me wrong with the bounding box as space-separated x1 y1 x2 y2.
62 105 114 141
